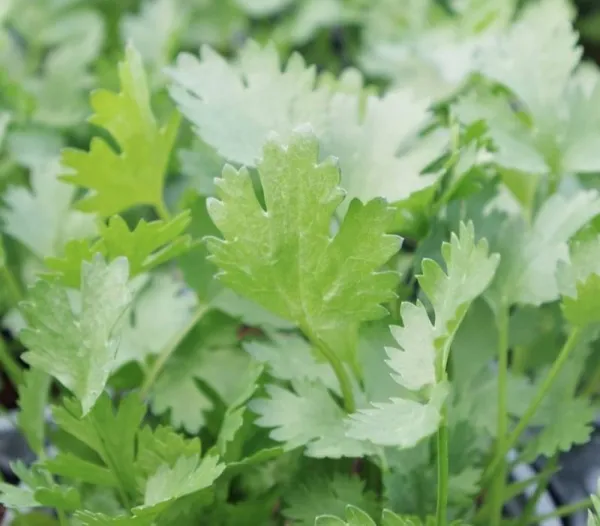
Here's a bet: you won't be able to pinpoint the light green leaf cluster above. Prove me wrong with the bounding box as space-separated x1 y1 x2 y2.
346 223 498 448
61 44 180 217
169 40 447 207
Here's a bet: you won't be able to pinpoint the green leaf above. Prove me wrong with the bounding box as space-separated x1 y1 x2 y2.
61 44 180 216
284 474 378 526
150 342 255 433
52 393 145 499
135 425 202 481
120 0 183 82
244 333 339 392
1 157 97 259
249 381 374 458
168 41 329 167
115 273 197 369
558 235 600 326
137 453 224 511
17 368 51 454
487 190 600 308
0 462 80 512
20 256 131 414
347 222 498 447
169 41 447 206
206 128 399 361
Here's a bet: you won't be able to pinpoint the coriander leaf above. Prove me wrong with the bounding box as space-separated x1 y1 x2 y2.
315 505 376 526
1 157 97 259
52 393 145 500
558 235 600 326
347 222 498 448
322 89 447 207
244 333 339 392
250 381 374 458
0 462 80 512
61 44 180 217
43 453 119 488
46 212 192 288
169 41 446 206
206 128 399 361
487 189 600 308
284 474 378 526
17 368 51 454
151 346 254 433
346 383 448 448
476 0 579 124
115 273 197 369
137 453 224 511
135 425 202 482
20 256 131 414
121 0 183 84
168 40 329 167
524 350 595 458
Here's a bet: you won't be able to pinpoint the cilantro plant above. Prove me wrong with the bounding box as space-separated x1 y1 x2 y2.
2 0 600 525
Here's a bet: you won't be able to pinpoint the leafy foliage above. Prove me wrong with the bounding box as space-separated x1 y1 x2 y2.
2 1 600 525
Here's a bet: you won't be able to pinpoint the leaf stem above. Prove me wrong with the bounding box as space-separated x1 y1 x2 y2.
435 403 449 526
139 305 209 399
435 333 449 526
518 455 558 526
490 308 509 526
155 199 172 222
304 328 356 413
1 263 24 307
528 496 593 524
484 327 583 484
0 337 23 386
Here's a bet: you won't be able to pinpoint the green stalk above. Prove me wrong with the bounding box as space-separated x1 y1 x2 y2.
484 328 583 484
155 199 172 222
435 338 449 526
1 264 24 307
490 308 509 526
436 403 449 526
139 305 208 399
304 327 356 413
528 497 593 524
518 456 557 526
0 338 23 386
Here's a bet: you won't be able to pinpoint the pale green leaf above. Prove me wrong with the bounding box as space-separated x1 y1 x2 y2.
168 41 329 167
346 383 448 448
347 222 498 448
169 41 447 206
488 190 600 307
244 333 339 392
17 368 51 454
250 381 374 458
61 44 180 216
1 157 97 259
138 453 224 509
20 256 131 414
115 274 197 368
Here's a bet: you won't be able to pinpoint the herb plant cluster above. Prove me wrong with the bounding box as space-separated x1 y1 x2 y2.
2 0 600 525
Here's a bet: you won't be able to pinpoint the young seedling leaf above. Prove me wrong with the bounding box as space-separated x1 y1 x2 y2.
61 44 180 216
